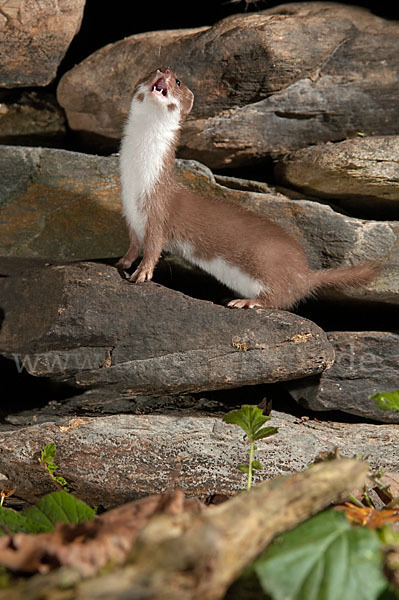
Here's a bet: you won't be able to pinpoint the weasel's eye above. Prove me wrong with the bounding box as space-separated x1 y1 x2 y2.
175 79 181 87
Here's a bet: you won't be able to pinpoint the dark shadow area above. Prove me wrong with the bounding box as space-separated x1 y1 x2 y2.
1 365 382 427
296 297 399 333
108 255 235 307
192 381 386 425
213 158 276 188
0 356 85 424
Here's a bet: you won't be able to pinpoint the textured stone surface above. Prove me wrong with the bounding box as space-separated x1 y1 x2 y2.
0 410 398 507
0 145 396 306
0 145 125 260
57 26 208 144
287 331 399 423
57 2 399 165
0 261 334 394
0 146 213 262
275 136 399 218
0 0 85 87
0 91 66 147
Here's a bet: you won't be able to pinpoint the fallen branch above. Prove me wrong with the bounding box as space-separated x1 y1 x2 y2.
0 458 368 600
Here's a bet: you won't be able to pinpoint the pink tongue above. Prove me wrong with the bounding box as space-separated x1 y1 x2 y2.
153 77 167 94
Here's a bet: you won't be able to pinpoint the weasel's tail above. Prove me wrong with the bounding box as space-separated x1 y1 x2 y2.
310 261 381 292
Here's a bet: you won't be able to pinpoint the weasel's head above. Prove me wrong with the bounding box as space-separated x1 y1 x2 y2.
133 67 194 118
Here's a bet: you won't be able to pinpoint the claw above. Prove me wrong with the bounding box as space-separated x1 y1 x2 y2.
128 264 154 283
227 299 262 309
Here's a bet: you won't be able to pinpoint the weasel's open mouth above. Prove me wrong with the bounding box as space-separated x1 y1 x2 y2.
151 77 168 97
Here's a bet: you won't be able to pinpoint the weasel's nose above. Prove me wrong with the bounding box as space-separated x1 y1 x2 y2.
158 67 171 75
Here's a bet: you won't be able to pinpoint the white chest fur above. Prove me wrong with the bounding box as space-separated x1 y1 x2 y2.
119 89 180 246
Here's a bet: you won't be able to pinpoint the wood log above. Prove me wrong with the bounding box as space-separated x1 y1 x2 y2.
0 459 369 600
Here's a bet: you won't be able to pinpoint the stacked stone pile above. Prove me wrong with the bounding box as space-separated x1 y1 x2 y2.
0 1 398 502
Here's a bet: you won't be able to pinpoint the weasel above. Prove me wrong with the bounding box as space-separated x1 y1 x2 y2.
117 67 380 310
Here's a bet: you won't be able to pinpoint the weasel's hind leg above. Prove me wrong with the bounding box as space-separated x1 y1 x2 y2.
227 296 273 309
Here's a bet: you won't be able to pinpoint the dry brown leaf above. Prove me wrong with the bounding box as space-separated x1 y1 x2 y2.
336 502 399 529
0 488 16 507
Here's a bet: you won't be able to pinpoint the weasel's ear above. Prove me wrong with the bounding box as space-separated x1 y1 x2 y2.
188 93 194 114
182 90 194 116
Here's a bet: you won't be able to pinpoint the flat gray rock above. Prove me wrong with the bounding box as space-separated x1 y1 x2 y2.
1 410 399 507
275 136 399 218
0 261 334 394
287 331 399 423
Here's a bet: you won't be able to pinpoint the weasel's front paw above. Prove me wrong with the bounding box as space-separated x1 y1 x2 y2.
128 263 154 283
116 247 139 271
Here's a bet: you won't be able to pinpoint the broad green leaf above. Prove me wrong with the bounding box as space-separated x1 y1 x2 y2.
248 412 270 434
0 491 96 536
370 391 399 413
223 408 252 438
253 427 278 441
24 491 96 532
252 510 386 600
0 506 44 535
244 405 270 431
223 405 272 439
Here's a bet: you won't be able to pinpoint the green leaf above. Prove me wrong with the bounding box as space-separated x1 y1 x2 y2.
40 442 57 464
0 506 42 535
24 491 96 532
53 476 68 488
251 510 387 600
47 463 57 475
248 412 270 434
223 405 272 439
0 491 96 536
238 464 249 474
370 391 399 413
251 460 263 470
223 409 252 438
39 442 68 489
253 427 278 441
377 525 399 546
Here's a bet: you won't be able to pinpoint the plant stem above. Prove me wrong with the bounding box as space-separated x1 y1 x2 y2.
247 437 255 490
